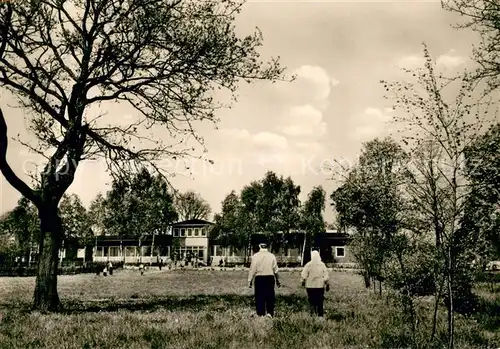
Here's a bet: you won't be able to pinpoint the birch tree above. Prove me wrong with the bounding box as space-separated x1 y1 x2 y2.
381 44 493 349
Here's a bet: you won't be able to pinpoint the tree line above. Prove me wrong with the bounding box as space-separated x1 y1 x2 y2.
1 168 329 266
211 171 327 263
0 168 212 261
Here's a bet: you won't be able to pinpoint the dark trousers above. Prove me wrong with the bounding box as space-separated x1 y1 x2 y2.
254 275 276 316
306 288 325 317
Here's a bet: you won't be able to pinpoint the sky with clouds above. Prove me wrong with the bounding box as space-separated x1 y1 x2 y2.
0 0 482 223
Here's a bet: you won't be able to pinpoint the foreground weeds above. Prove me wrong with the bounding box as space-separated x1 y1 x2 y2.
0 270 497 348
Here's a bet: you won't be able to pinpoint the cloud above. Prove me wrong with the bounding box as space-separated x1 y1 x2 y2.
281 105 327 137
396 55 425 69
268 65 339 109
353 125 383 140
351 107 392 141
397 50 467 71
253 141 327 178
293 141 324 154
294 65 339 102
218 128 251 141
330 77 340 87
252 131 288 151
211 128 325 177
254 152 287 168
364 107 391 121
209 128 253 155
436 52 466 69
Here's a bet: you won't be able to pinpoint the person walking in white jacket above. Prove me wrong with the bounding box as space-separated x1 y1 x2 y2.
301 250 329 317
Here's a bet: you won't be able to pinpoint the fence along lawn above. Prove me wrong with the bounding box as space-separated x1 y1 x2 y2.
0 269 498 349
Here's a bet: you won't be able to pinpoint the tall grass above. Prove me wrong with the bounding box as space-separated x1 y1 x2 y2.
0 269 497 348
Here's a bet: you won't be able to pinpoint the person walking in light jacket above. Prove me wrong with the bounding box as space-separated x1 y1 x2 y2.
301 250 329 317
248 243 281 317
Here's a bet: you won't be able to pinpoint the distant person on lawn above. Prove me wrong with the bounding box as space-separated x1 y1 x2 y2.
248 243 280 318
301 250 330 317
107 261 113 275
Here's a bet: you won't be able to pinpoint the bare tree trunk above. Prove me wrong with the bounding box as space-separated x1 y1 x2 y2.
362 270 371 288
245 231 251 265
139 238 142 264
121 237 125 264
447 247 454 349
397 253 417 341
407 290 417 337
431 274 445 341
301 232 307 267
33 208 62 311
151 233 155 265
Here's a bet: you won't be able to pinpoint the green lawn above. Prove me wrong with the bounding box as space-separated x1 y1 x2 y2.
0 269 498 349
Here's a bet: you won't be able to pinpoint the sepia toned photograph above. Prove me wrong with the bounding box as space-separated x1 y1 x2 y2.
0 0 499 348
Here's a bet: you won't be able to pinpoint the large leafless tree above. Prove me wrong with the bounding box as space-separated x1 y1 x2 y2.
0 0 284 311
175 190 211 221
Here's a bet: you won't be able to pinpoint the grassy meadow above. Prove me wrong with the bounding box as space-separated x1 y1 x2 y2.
0 268 498 349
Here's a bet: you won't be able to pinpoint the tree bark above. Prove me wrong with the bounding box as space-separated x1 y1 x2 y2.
301 232 307 267
244 231 251 265
397 252 417 340
362 270 371 288
33 208 62 311
431 274 445 341
121 237 125 264
447 247 454 349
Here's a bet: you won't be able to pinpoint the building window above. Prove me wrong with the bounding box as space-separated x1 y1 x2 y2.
125 246 136 257
109 247 120 257
141 246 151 256
180 228 186 237
173 228 179 237
158 246 169 256
187 228 193 237
335 247 345 258
95 247 103 257
174 246 205 260
194 228 199 236
214 246 223 256
201 228 206 236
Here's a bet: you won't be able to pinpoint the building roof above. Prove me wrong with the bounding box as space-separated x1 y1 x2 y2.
171 219 213 226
